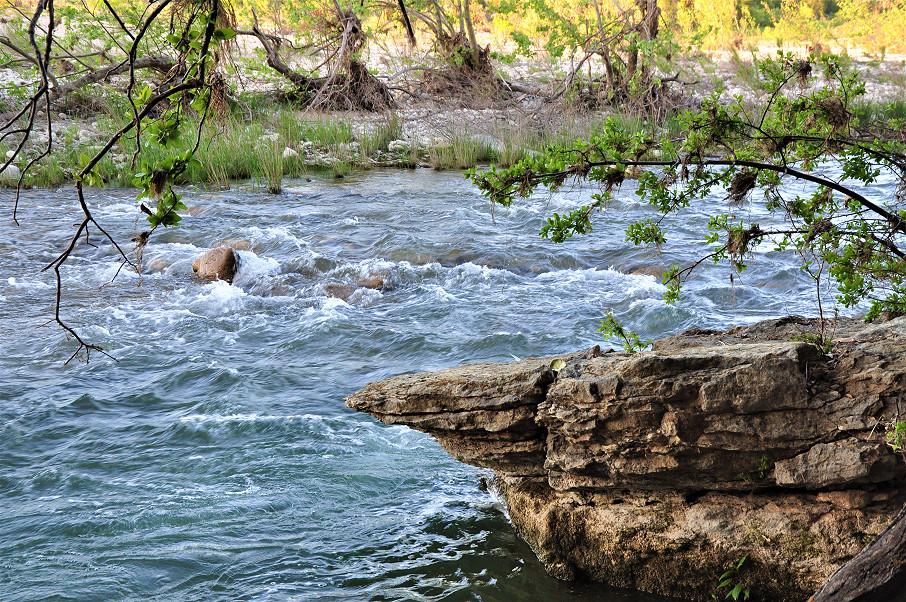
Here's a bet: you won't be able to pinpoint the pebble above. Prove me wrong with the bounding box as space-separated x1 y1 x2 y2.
388 139 408 153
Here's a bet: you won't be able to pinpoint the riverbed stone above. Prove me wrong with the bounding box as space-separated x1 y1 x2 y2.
323 283 357 301
215 238 251 251
388 139 408 153
0 164 21 181
192 246 238 283
347 316 906 601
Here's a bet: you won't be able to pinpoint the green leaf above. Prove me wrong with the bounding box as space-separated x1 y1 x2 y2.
213 27 236 41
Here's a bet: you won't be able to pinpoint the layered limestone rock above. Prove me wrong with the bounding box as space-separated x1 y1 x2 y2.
347 316 906 601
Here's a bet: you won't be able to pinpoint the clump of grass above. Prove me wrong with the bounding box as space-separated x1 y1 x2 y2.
429 127 496 170
405 137 422 166
330 159 352 178
490 121 539 167
8 92 694 190
275 108 307 143
359 112 403 155
852 98 906 125
192 120 257 185
254 139 284 194
22 154 64 188
730 46 766 91
428 143 454 169
302 116 354 147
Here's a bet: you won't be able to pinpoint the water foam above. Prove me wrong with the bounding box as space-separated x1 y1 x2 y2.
190 280 248 315
242 225 309 250
535 266 665 293
7 276 52 289
233 250 281 288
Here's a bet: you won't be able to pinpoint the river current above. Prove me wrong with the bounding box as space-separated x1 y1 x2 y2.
0 168 872 600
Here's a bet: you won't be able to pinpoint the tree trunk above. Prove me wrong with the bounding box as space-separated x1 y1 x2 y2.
396 0 416 45
462 0 479 67
811 502 906 602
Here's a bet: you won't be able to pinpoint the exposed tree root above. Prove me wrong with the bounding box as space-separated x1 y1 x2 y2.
246 6 392 112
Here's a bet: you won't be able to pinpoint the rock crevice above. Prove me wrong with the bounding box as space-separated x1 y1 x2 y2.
347 316 906 601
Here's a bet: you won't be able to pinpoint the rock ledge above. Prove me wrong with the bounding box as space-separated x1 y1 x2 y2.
347 316 906 601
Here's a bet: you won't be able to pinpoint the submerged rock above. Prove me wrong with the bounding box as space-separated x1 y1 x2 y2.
183 205 209 217
192 247 238 283
146 258 171 273
323 283 358 302
347 316 906 601
215 238 252 251
356 275 385 290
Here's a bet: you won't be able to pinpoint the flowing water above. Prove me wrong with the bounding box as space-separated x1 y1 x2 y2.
0 168 877 600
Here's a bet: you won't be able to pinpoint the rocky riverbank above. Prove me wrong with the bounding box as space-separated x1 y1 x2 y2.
347 316 906 601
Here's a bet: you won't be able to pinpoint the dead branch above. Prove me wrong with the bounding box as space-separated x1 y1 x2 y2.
396 0 415 46
811 502 906 602
50 55 176 103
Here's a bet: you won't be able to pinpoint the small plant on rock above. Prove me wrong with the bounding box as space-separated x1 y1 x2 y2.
713 555 751 601
790 332 834 355
887 421 906 452
598 312 651 354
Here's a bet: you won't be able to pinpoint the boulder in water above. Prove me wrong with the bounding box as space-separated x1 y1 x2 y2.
192 247 238 283
624 164 644 179
323 283 358 302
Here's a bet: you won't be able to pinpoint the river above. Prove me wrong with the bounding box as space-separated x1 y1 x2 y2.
0 168 859 600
